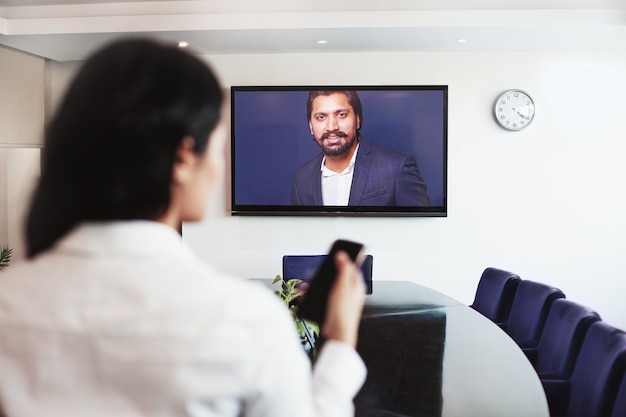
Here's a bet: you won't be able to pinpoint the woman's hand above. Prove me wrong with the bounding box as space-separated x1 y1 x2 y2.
321 251 366 348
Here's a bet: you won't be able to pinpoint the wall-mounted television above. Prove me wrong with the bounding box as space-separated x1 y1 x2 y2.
230 85 447 217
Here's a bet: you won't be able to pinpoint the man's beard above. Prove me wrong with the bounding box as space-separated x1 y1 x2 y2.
317 131 357 157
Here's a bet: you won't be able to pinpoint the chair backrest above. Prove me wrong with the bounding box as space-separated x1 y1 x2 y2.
470 267 521 325
610 367 626 417
505 280 565 348
282 254 373 294
567 321 626 417
534 298 601 377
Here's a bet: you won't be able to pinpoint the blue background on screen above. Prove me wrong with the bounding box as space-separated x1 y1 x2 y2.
232 88 446 207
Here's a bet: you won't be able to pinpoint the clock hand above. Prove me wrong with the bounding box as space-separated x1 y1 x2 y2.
515 109 530 120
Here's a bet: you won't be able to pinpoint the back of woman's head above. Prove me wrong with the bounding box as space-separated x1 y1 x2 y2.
26 38 224 258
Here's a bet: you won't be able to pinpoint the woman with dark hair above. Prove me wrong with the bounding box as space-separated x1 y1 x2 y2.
0 39 366 417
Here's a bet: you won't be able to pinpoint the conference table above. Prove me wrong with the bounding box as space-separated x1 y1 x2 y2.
263 279 550 417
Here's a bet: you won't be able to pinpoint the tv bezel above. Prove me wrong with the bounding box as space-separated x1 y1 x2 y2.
230 85 448 217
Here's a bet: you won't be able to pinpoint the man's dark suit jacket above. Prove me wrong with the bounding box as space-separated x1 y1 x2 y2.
290 137 431 206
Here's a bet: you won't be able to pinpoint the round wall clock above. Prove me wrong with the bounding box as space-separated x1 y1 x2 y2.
494 89 535 131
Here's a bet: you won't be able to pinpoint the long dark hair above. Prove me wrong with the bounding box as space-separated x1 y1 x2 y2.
26 38 224 258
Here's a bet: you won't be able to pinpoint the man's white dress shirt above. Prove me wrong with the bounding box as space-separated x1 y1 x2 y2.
321 144 359 206
0 221 365 417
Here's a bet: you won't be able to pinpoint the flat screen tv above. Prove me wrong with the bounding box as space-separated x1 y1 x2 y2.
230 85 447 217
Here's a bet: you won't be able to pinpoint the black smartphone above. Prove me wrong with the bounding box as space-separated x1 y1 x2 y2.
296 239 365 326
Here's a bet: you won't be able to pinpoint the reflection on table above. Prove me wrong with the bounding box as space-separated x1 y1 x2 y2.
355 281 549 417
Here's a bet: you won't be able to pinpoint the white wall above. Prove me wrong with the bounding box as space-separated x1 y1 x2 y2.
0 150 7 243
5 148 40 258
179 50 626 331
0 148 41 259
0 46 45 147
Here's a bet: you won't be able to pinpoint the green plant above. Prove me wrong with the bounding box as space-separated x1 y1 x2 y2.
0 244 12 271
272 274 319 360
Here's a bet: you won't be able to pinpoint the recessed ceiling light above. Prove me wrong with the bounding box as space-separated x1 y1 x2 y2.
456 39 467 43
316 40 328 44
178 41 189 48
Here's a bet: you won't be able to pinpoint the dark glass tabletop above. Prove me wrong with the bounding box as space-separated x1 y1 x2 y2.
252 279 548 417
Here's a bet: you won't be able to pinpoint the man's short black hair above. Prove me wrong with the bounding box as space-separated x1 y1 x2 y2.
306 90 363 130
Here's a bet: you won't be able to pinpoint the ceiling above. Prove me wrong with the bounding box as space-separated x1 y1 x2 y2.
0 0 625 61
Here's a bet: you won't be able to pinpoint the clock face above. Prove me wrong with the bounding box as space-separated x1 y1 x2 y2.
494 89 535 131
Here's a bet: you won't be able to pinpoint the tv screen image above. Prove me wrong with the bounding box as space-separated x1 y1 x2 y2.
231 85 447 217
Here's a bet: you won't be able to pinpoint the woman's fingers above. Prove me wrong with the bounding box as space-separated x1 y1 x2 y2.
322 251 366 348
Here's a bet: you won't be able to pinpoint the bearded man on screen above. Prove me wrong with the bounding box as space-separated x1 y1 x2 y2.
291 90 431 207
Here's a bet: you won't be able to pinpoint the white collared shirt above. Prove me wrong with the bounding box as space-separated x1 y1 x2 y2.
321 143 359 206
0 221 366 417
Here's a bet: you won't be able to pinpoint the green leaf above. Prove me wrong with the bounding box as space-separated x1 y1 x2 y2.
270 274 317 361
286 279 299 291
295 320 306 337
304 320 320 337
0 245 12 271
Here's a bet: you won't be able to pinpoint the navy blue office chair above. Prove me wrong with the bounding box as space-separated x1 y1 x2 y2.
504 280 565 349
523 298 601 378
469 267 521 328
610 368 626 417
282 254 373 294
542 321 626 417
